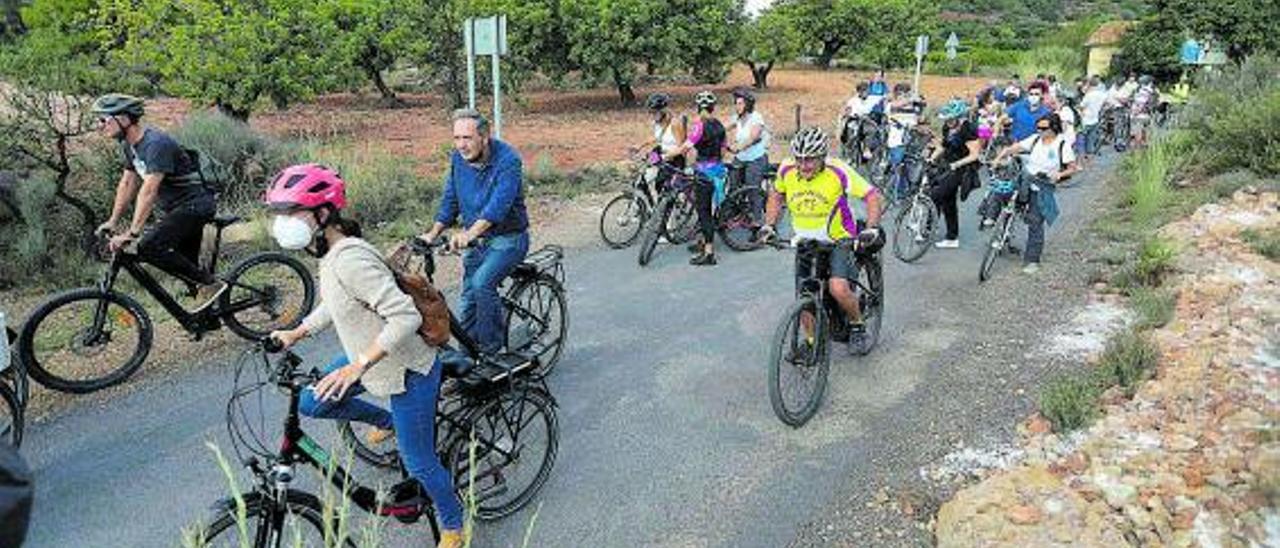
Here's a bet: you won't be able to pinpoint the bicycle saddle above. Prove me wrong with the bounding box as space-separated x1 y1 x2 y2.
438 348 474 378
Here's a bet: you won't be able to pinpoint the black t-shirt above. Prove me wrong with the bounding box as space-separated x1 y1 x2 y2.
693 118 727 163
941 119 979 164
122 128 209 210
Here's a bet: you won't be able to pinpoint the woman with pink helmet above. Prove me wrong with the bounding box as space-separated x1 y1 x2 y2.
266 164 465 548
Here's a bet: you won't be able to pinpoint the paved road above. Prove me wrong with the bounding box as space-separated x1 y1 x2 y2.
23 153 1119 547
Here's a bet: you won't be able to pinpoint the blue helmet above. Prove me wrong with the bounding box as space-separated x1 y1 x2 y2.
938 98 969 120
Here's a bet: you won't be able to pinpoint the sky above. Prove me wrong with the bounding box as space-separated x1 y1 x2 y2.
746 0 775 16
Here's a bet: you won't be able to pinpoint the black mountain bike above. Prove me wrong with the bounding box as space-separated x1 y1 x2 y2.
637 166 701 266
766 239 883 427
195 332 558 546
19 215 315 393
337 236 567 469
979 163 1042 283
1 315 26 447
599 155 695 250
716 160 779 252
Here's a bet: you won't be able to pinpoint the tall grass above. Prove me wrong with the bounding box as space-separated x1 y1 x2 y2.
300 140 441 244
1015 46 1084 84
172 110 302 214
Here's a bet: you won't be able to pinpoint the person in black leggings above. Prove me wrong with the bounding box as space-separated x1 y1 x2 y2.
927 98 982 249
680 90 727 266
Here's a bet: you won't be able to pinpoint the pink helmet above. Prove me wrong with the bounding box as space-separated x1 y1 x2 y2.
264 164 347 211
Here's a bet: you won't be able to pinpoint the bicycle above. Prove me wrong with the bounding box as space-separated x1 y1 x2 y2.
890 161 944 264
1108 104 1131 152
195 333 558 546
598 153 681 249
715 160 779 252
338 236 567 469
765 238 883 427
0 312 26 447
636 164 702 267
879 125 933 212
18 215 315 393
979 160 1040 283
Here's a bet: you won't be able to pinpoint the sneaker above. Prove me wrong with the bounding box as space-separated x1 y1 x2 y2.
191 280 228 313
365 427 395 446
689 252 717 266
981 218 995 228
847 324 867 355
935 239 960 249
1022 262 1041 274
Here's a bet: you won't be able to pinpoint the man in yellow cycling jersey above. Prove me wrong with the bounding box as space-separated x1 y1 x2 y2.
758 126 883 349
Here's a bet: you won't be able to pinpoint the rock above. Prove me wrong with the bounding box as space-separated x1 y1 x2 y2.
1026 414 1053 436
1171 507 1198 530
1063 452 1090 474
1103 482 1138 510
1182 462 1206 489
1205 471 1233 489
1124 503 1153 530
1162 434 1199 452
1006 504 1042 525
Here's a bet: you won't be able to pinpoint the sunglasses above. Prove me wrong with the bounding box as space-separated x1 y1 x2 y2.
1036 125 1051 131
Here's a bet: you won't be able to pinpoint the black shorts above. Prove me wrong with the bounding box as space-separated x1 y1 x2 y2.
794 242 857 294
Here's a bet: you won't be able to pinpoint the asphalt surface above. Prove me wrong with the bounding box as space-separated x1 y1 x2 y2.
22 152 1120 547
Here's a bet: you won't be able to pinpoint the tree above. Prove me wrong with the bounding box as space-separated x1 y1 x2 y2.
323 0 414 104
1110 15 1183 82
739 6 803 88
857 0 938 70
1115 0 1279 80
561 0 674 105
669 0 744 84
108 0 348 120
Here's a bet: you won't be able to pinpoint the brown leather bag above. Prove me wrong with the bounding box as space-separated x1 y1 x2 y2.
385 263 451 347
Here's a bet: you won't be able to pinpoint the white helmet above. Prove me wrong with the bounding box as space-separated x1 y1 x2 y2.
694 90 717 110
790 126 829 158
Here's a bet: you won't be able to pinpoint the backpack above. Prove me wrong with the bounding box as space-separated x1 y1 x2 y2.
179 147 232 198
337 244 452 347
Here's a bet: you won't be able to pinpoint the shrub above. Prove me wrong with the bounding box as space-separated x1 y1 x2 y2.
0 174 99 289
171 110 302 214
1094 329 1159 397
1124 135 1173 225
1039 372 1101 433
1135 237 1177 286
1177 56 1280 177
301 141 438 244
1130 287 1175 329
1015 46 1084 85
1241 227 1280 261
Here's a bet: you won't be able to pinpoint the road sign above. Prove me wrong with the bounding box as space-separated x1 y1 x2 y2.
946 32 959 60
464 16 509 138
915 35 930 58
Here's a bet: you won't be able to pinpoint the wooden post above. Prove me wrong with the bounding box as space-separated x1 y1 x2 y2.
794 104 802 133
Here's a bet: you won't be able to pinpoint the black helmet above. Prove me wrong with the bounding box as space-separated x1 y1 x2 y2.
645 92 671 111
732 87 756 111
91 93 145 118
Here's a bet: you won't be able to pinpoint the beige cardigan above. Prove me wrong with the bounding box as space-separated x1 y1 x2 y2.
300 237 434 397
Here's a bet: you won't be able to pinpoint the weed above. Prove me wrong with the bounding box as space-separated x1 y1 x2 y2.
1094 329 1159 397
1039 372 1100 433
1130 287 1175 330
1134 237 1177 287
1241 226 1280 261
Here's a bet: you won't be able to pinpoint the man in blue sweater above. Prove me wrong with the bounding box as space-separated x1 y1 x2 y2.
1005 81 1053 141
422 109 530 352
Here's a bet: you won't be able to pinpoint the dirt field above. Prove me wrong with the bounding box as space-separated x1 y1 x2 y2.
148 66 990 173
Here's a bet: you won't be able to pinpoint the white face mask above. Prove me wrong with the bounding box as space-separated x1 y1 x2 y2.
1028 95 1042 106
272 215 315 250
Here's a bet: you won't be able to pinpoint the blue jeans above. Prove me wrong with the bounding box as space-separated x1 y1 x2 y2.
461 232 530 352
300 354 463 530
1083 124 1101 155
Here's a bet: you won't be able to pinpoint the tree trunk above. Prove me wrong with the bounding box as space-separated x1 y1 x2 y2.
363 61 403 106
817 40 843 69
216 101 251 122
612 69 636 106
751 60 774 89
50 134 98 254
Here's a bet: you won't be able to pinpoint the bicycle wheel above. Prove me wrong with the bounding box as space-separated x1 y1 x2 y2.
0 383 21 447
221 252 315 341
505 275 568 376
637 195 672 267
766 296 830 427
198 491 352 547
891 195 939 264
852 255 883 355
19 288 152 394
665 192 698 245
337 420 400 469
449 387 558 521
599 191 648 249
979 211 1013 283
717 188 763 252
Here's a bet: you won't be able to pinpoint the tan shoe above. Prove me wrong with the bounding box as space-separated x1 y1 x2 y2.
365 427 394 445
438 529 463 548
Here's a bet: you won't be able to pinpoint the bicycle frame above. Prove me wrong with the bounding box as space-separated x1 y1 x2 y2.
93 252 268 335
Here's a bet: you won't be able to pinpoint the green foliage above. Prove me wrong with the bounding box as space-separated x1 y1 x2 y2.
738 6 803 87
1016 45 1085 84
1135 237 1177 286
318 0 416 100
1241 227 1280 261
1110 15 1183 82
171 110 301 214
779 0 936 69
1094 329 1159 397
107 0 349 119
1176 56 1280 177
926 46 1021 76
0 174 99 289
1039 372 1100 433
1130 287 1175 329
1124 133 1174 224
1115 0 1280 82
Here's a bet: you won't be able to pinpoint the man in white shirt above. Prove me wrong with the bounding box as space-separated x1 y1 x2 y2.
1080 76 1109 159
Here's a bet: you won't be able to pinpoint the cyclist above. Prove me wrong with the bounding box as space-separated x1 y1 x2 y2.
927 99 982 249
885 83 922 173
631 92 687 170
421 109 530 352
266 164 464 548
991 113 1079 274
841 82 876 163
758 127 884 352
679 90 728 266
1129 75 1159 148
1079 76 1109 162
93 93 225 312
866 69 890 124
1004 82 1052 141
726 87 771 222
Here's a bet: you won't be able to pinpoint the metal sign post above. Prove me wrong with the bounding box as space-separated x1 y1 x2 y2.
913 34 929 97
464 16 508 138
